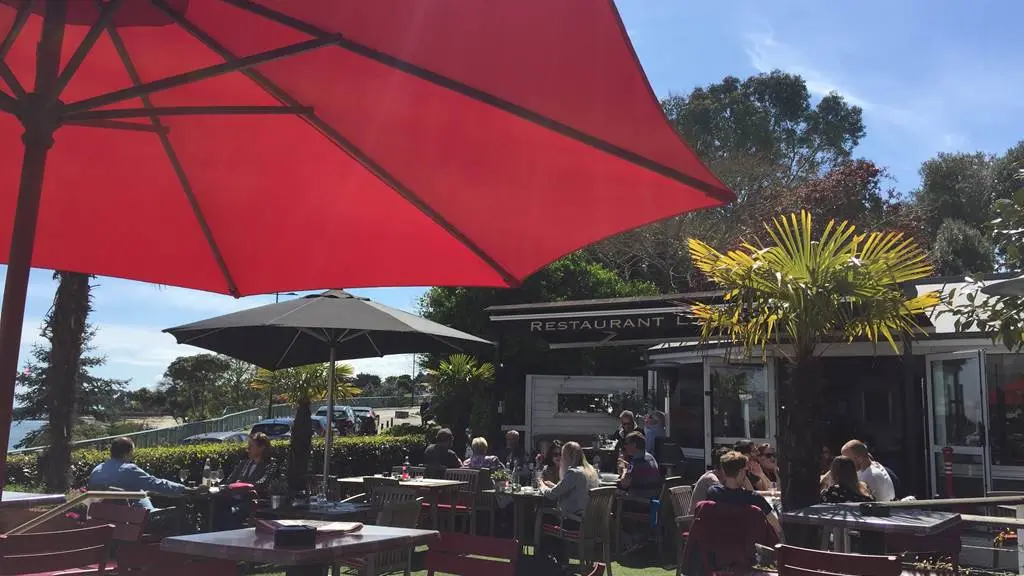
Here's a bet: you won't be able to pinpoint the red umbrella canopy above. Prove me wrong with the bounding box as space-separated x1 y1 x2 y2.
0 0 733 294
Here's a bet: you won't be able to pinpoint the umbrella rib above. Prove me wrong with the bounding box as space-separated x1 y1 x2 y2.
219 0 735 205
63 35 338 115
0 90 19 115
64 105 313 121
63 118 170 134
54 0 124 97
0 0 31 99
364 333 383 357
152 0 520 287
274 331 303 370
107 27 241 296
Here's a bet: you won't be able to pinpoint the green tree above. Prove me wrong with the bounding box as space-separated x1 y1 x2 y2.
427 354 495 457
949 167 1024 349
931 219 996 275
158 354 232 422
687 211 939 512
913 152 996 233
383 374 415 402
251 363 357 490
353 373 382 393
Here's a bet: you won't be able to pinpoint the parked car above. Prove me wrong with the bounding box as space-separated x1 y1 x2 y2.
313 405 357 435
179 431 249 445
351 406 377 434
250 417 326 440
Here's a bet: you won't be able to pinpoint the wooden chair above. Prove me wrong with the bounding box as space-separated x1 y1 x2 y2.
364 476 400 497
423 533 518 576
0 524 115 576
775 544 901 576
472 469 498 535
337 499 423 576
669 485 694 571
614 476 684 557
86 502 150 544
114 545 237 576
439 469 483 534
536 486 617 576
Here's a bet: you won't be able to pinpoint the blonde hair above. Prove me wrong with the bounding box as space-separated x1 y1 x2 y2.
560 441 599 485
471 436 488 456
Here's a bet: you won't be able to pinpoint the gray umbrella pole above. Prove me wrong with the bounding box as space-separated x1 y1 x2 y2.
323 347 335 496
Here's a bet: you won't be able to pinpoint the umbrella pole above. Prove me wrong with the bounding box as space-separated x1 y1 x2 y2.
0 1 67 493
323 347 335 496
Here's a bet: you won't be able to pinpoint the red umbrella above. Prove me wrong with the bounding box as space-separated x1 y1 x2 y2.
0 0 733 482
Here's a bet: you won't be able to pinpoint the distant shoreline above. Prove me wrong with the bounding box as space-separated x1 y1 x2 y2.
9 420 45 450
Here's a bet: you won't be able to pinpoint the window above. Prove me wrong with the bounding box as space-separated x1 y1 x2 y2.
557 393 613 414
988 354 1024 466
669 363 704 449
711 363 768 440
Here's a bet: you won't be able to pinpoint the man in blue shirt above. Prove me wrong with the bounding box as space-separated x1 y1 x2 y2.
88 437 195 509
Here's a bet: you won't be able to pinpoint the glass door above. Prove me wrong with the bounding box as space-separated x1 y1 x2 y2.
705 359 775 467
926 351 991 497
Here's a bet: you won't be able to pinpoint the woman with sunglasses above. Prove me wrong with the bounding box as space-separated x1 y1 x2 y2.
756 443 779 488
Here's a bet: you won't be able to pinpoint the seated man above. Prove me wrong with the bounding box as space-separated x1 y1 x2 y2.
841 439 896 502
423 428 463 479
88 437 195 510
706 451 782 537
617 431 662 497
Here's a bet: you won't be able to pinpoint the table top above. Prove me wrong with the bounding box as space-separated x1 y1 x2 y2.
0 491 66 508
254 501 375 521
161 521 439 566
335 476 465 490
483 488 545 499
782 503 961 535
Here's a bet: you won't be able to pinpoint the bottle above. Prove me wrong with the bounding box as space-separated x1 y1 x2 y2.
402 456 410 480
594 454 602 472
202 459 212 488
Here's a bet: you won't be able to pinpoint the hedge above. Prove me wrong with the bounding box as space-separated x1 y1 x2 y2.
6 434 427 489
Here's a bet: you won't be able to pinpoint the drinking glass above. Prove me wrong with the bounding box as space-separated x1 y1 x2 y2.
178 468 189 483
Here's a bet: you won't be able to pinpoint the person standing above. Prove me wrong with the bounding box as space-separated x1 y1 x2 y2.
841 439 895 502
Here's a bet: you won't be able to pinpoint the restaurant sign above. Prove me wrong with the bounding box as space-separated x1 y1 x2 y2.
528 313 691 333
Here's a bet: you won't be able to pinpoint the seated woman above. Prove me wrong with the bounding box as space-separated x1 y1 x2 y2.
820 456 873 503
214 433 274 530
538 442 599 560
540 439 563 488
463 437 504 470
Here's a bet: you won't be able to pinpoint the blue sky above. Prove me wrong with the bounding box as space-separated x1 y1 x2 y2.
2 0 1023 390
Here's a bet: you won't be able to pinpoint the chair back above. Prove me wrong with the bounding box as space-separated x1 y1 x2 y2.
363 476 400 495
370 486 420 509
87 501 149 543
669 485 694 519
775 544 901 576
681 501 778 576
376 498 424 528
306 474 339 498
424 532 518 576
657 476 685 514
581 486 618 540
0 524 115 575
444 468 483 507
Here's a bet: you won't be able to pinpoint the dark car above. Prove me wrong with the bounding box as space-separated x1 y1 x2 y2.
351 406 377 434
250 417 326 440
180 431 249 445
314 405 357 436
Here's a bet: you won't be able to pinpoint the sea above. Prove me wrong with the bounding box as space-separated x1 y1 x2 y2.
8 420 45 450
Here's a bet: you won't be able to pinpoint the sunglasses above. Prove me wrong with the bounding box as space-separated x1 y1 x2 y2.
762 453 776 460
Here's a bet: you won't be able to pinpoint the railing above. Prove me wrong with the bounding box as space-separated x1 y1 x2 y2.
10 395 429 454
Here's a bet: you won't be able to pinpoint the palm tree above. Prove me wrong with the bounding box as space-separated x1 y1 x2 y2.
687 211 940 511
427 354 495 457
251 362 357 490
41 271 92 492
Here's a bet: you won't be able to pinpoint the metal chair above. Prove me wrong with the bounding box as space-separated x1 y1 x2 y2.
423 532 519 576
0 524 115 576
439 469 483 534
536 486 617 576
776 544 901 576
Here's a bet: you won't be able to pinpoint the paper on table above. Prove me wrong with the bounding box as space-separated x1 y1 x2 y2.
260 520 364 534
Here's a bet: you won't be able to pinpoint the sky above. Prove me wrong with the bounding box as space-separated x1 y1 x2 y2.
2 0 1023 391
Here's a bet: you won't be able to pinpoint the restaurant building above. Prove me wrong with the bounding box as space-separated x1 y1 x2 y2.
487 275 1024 499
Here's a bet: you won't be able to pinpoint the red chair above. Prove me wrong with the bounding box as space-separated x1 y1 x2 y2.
0 524 115 576
775 544 901 576
114 545 237 576
884 523 962 570
680 501 778 576
86 503 150 544
424 533 518 576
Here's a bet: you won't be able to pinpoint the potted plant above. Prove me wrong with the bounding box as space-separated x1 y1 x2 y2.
268 477 289 510
491 469 511 493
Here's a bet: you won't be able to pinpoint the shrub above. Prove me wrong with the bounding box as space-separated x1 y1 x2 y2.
380 423 439 438
7 434 426 489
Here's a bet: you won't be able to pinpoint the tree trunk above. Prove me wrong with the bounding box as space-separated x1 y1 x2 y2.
43 272 91 493
288 399 313 492
777 356 824 545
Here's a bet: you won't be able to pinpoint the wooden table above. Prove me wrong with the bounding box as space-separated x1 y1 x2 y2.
0 491 66 508
254 501 375 522
162 521 439 576
334 477 466 529
782 503 961 553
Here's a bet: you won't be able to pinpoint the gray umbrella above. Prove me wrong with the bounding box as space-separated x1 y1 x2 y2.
164 290 491 487
982 276 1024 297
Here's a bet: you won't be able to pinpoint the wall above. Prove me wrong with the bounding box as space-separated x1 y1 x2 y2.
525 374 641 448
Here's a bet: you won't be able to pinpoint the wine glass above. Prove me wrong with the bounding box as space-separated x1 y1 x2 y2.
179 468 189 483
